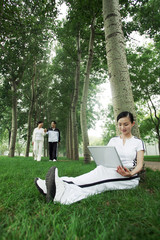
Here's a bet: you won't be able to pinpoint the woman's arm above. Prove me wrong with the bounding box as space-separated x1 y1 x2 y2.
117 150 144 177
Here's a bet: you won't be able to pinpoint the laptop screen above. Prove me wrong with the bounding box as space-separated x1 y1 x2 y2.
88 146 123 168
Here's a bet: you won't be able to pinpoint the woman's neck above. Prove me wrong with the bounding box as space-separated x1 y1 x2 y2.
120 134 133 140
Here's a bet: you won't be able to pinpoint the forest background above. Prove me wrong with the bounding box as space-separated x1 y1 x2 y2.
0 0 160 160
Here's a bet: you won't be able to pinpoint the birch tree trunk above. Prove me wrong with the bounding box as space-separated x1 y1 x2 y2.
25 63 36 157
66 119 69 158
70 31 81 160
8 82 17 157
66 115 72 159
102 0 140 137
68 112 73 159
80 19 95 163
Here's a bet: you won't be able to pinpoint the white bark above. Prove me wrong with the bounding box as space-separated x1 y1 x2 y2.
71 32 81 160
80 19 95 163
69 112 73 159
8 82 17 157
25 63 36 157
103 0 140 137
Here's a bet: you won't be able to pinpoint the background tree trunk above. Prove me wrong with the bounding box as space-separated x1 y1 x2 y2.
68 112 73 159
80 18 95 163
102 0 140 137
8 82 17 157
66 113 73 159
25 63 36 157
66 120 69 159
71 31 81 160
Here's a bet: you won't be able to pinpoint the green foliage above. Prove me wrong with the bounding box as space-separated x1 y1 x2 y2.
0 156 160 240
0 0 57 154
139 115 158 143
0 0 56 77
119 0 160 41
0 137 9 155
127 44 160 148
127 44 160 102
130 0 160 38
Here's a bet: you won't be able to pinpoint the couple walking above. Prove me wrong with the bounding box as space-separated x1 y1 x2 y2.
32 121 60 162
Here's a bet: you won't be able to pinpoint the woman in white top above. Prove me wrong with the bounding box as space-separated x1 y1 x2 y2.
34 112 145 204
32 121 47 161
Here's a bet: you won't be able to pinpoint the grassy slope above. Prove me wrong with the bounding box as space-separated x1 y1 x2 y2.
0 156 160 240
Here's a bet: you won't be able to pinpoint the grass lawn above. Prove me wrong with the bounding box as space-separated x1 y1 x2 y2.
0 156 160 240
144 155 160 162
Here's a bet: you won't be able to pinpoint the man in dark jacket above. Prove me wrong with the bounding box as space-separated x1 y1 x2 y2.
47 121 60 162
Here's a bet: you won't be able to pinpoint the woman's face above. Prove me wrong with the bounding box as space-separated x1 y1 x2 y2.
118 117 135 136
38 123 43 128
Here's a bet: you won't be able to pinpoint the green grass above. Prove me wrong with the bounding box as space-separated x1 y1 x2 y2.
0 156 160 240
144 155 160 162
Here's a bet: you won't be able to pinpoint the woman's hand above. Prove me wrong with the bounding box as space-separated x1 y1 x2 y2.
117 150 144 177
116 166 132 177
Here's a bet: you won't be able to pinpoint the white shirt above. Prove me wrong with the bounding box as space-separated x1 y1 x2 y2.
32 128 45 142
47 129 59 142
107 136 145 169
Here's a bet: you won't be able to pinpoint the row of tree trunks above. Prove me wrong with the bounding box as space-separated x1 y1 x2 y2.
66 17 97 163
66 31 81 160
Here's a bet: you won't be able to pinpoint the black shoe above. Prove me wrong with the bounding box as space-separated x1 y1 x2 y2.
45 166 56 203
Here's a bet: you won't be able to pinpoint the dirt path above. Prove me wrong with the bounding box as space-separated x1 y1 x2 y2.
145 161 160 171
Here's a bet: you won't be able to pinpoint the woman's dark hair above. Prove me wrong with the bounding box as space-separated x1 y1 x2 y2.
37 121 43 126
117 112 134 123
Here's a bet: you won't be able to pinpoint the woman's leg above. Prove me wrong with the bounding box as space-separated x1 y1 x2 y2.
35 166 139 205
58 166 139 205
34 141 38 160
37 141 43 161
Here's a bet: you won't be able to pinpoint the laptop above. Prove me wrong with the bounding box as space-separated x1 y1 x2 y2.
88 146 123 168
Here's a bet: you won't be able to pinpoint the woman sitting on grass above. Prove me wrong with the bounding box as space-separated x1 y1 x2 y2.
34 111 145 205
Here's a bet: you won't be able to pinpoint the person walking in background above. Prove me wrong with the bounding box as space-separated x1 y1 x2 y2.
32 121 47 161
46 121 60 162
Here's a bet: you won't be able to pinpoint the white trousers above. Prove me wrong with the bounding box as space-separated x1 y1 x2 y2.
34 140 43 161
58 165 139 205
